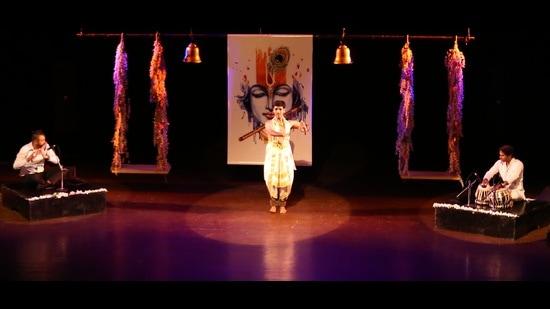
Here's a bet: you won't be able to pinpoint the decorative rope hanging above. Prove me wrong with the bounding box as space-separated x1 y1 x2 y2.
396 37 465 187
396 37 415 176
150 32 170 171
111 33 130 174
445 38 465 176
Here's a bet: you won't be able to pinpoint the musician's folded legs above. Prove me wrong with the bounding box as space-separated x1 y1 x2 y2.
44 165 62 188
37 179 53 190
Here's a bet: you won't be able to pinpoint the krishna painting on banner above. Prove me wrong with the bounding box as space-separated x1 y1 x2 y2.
227 35 313 166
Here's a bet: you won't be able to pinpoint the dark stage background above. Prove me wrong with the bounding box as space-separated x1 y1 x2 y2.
1 7 548 188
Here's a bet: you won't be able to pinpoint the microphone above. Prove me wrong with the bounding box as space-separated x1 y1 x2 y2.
474 172 482 181
47 144 57 151
474 173 487 187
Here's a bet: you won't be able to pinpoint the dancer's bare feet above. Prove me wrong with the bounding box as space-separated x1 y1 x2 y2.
279 206 287 214
270 206 277 213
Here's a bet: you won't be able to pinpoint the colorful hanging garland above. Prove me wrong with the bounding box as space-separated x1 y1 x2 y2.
111 34 130 174
396 40 415 176
445 40 465 176
149 32 170 171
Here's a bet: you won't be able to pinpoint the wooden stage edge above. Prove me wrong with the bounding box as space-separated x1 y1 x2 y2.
400 170 464 187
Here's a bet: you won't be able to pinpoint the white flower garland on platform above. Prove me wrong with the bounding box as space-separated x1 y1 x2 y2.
432 202 518 218
27 188 108 201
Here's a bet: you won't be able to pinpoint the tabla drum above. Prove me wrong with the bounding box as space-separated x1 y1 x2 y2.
489 188 513 209
475 185 491 205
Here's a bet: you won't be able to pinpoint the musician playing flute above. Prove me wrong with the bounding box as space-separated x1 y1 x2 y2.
13 129 62 190
264 100 309 214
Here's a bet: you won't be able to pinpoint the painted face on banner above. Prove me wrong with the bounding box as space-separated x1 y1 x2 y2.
249 46 293 125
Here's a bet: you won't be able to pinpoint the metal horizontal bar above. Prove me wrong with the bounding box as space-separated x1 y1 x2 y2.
77 30 475 42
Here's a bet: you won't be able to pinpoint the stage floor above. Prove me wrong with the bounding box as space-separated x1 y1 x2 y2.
1 163 550 281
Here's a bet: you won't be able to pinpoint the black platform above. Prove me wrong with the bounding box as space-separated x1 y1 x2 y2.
1 179 107 221
433 199 550 239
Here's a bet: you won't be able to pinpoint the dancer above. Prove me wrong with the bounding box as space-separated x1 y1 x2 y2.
263 100 309 214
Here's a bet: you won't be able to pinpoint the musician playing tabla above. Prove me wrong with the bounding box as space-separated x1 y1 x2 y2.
263 100 309 214
480 144 526 202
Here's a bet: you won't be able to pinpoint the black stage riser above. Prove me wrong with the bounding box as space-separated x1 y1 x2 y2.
1 181 106 221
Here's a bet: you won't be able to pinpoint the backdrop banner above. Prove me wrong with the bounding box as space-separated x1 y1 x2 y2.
227 34 313 166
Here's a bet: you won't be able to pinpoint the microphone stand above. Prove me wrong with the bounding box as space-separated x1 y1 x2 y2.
53 147 68 193
456 177 478 207
465 180 476 207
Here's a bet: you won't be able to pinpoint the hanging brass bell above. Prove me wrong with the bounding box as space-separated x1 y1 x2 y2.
333 43 352 64
183 42 202 63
